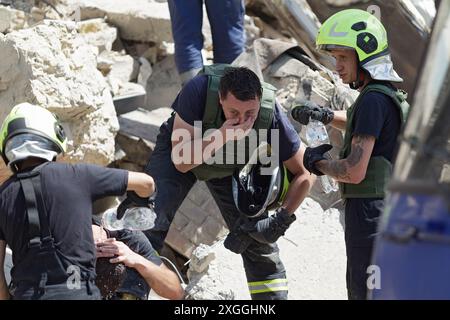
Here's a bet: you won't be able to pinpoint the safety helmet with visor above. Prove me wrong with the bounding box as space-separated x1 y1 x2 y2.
0 103 67 170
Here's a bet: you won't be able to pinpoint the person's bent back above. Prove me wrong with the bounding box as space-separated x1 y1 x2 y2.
0 103 155 299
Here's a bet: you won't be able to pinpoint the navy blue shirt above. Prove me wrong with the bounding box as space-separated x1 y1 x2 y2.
171 75 300 162
352 82 401 162
0 162 128 275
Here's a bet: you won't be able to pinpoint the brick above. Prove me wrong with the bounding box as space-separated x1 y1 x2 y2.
180 221 199 241
199 217 227 240
178 198 209 226
200 198 221 216
171 211 190 230
186 182 213 206
166 226 195 257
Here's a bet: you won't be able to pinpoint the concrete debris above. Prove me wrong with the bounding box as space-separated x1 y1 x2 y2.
0 20 118 166
182 197 346 300
185 243 235 300
101 50 138 81
244 15 261 47
188 244 216 274
77 18 117 53
246 0 331 69
137 57 153 87
115 82 146 99
145 55 181 110
114 108 172 169
76 0 172 43
1 0 34 13
0 5 30 33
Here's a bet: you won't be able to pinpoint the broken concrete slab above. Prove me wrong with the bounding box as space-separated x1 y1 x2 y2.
114 107 169 169
0 5 30 33
184 243 235 300
145 55 181 110
77 0 172 43
77 18 117 53
98 50 138 85
113 89 147 115
137 57 153 87
246 0 333 69
118 107 172 143
115 82 145 98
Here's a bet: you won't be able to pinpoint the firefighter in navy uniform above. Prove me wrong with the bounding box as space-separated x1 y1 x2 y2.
118 66 314 299
293 9 409 299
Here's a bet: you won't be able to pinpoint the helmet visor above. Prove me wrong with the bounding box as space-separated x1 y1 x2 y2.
316 44 355 54
5 134 59 167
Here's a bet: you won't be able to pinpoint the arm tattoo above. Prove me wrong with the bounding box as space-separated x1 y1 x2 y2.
316 134 371 182
316 159 351 181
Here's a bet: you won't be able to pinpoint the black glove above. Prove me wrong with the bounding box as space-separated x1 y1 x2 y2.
303 144 332 176
240 208 296 244
224 228 254 254
291 103 334 125
116 189 157 220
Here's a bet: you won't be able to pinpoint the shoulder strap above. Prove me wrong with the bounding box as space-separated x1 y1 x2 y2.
255 82 277 131
16 163 52 248
341 83 409 159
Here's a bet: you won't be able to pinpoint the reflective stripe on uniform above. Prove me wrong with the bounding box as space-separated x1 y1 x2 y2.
248 279 288 294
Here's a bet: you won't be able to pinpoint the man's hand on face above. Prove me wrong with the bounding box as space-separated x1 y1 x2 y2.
96 238 141 269
220 116 256 142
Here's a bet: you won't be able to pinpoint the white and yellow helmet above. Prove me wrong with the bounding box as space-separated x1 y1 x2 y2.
0 103 67 167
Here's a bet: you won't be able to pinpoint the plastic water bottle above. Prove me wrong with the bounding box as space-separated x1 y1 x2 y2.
305 120 339 193
102 206 157 231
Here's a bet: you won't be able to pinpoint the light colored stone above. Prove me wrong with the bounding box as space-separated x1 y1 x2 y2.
77 0 172 43
115 82 145 98
77 18 117 53
244 15 261 46
0 6 30 33
137 57 152 87
0 20 118 166
145 55 181 110
98 50 138 90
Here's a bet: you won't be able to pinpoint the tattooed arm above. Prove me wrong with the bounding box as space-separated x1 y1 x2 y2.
316 134 375 184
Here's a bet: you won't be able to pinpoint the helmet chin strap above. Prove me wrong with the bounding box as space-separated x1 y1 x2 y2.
350 65 366 90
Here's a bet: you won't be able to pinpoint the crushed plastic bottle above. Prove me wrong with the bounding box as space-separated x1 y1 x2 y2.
305 120 339 193
102 206 156 231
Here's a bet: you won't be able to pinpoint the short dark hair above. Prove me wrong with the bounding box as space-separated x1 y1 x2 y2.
219 67 262 101
95 258 127 299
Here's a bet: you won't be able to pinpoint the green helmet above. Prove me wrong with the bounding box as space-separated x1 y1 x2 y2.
0 103 67 166
316 9 402 82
